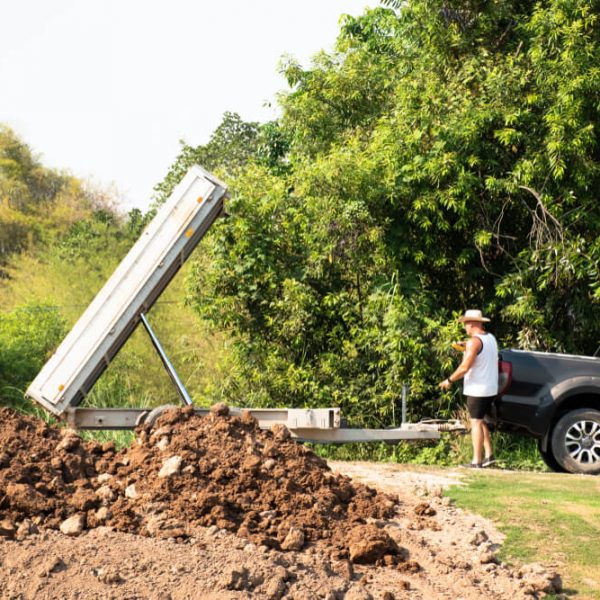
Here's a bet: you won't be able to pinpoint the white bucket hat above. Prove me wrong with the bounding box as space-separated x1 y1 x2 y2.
457 309 491 323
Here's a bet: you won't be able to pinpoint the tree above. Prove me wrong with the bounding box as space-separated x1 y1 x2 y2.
156 0 600 426
152 112 261 206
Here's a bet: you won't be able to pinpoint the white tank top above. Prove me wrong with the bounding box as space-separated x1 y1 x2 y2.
463 333 498 397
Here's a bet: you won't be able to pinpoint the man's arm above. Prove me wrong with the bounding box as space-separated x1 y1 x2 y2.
439 337 482 389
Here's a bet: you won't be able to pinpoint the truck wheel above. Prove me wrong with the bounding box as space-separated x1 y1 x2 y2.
141 404 179 429
537 440 566 473
551 409 600 475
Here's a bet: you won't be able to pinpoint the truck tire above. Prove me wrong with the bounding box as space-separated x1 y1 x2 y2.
551 409 600 475
141 404 179 429
537 440 566 473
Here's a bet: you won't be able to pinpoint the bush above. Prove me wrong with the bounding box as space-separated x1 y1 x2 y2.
0 304 66 408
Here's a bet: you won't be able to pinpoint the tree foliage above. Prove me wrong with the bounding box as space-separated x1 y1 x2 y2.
161 0 600 426
153 112 260 206
153 111 291 207
0 125 107 275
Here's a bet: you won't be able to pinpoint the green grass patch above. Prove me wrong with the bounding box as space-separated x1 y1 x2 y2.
447 470 600 599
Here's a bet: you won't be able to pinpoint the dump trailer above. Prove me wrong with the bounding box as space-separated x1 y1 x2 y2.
26 165 461 442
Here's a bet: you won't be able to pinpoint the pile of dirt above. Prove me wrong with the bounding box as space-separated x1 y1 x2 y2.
0 406 399 562
0 407 566 598
102 405 399 560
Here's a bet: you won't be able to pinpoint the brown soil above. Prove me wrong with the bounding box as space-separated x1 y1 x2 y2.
0 407 114 529
0 406 563 599
0 406 396 558
104 405 397 557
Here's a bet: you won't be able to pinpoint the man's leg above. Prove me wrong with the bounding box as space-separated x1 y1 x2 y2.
470 419 484 464
482 420 493 459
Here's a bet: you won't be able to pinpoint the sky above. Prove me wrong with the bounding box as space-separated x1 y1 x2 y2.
1 0 375 210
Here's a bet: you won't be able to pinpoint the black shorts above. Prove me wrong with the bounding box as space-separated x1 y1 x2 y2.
467 395 496 420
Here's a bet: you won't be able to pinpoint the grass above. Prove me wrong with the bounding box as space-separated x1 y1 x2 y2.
447 470 600 599
79 429 135 449
311 428 547 471
0 240 230 412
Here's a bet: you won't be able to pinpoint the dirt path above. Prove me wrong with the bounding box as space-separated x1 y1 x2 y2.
328 461 466 495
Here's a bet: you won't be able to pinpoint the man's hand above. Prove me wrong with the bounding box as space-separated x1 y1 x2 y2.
439 378 452 390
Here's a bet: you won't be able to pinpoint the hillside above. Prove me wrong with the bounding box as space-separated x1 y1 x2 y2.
0 126 228 417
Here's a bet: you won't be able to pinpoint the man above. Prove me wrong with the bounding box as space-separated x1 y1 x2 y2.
439 309 498 468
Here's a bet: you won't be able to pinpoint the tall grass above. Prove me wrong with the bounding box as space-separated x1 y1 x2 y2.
0 242 230 413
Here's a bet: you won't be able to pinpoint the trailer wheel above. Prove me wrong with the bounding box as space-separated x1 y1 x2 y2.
551 409 600 475
537 439 566 473
142 404 179 429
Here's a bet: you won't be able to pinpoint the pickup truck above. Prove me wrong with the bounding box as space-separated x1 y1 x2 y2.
496 349 600 475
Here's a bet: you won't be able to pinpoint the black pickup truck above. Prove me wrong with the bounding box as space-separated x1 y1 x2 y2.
496 349 600 475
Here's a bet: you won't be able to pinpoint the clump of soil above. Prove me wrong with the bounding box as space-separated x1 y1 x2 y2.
104 405 398 557
0 406 398 561
0 407 114 530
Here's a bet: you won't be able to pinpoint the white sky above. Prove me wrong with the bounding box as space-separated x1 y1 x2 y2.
1 0 375 210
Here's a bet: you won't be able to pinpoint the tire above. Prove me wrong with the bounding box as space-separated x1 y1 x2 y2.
551 409 600 475
537 439 566 473
141 404 179 429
